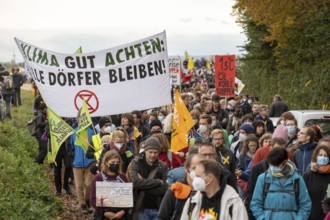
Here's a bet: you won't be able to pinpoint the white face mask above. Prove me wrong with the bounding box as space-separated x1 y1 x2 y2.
104 126 111 133
239 133 247 142
158 116 164 121
139 148 145 154
280 120 285 125
192 176 207 191
114 143 124 150
189 170 196 180
199 125 208 133
248 100 253 105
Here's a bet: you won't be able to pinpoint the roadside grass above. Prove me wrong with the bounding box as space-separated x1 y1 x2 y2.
0 90 63 219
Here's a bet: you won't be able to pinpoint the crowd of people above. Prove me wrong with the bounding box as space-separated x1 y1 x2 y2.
0 64 25 120
13 59 330 219
28 82 330 220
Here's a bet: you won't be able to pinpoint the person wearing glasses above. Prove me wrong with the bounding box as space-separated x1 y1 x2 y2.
294 127 317 174
211 129 236 175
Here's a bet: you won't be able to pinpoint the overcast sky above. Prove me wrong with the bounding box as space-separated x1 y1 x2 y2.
0 0 246 63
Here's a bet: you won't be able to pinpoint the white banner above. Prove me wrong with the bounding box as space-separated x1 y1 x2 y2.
169 57 181 86
96 182 133 208
15 32 171 117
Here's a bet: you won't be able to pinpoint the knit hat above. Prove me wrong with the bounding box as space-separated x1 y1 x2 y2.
150 119 163 130
239 123 255 134
273 125 288 143
99 116 111 128
144 137 161 152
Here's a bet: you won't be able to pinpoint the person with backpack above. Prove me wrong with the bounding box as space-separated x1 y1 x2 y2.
250 147 311 220
0 69 13 119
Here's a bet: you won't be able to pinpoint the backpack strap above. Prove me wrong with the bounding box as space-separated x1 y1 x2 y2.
294 178 300 207
262 172 270 201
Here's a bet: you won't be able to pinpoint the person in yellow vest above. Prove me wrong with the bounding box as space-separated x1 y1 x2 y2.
86 116 113 174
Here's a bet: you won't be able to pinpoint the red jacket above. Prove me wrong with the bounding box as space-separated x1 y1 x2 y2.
159 151 182 170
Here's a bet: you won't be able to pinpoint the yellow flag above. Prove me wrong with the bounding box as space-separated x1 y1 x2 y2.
184 50 189 60
187 57 194 70
48 108 75 164
75 100 93 152
171 90 195 152
74 46 82 54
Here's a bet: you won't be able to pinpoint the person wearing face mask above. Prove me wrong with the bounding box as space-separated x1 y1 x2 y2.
98 128 132 174
86 117 113 162
158 151 203 220
90 150 129 220
303 145 330 220
230 123 255 161
240 94 252 115
250 147 311 220
180 159 248 220
285 117 300 153
194 114 213 144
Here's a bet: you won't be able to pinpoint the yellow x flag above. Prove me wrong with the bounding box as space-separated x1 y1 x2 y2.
187 57 194 70
75 100 93 152
171 90 195 152
48 108 75 164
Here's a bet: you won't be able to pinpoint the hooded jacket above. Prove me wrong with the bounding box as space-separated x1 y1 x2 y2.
180 184 248 220
250 162 311 220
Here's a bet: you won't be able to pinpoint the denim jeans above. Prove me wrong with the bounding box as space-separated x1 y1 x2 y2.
138 208 158 220
3 94 11 116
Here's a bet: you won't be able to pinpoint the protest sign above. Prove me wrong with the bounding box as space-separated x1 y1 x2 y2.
15 32 171 117
96 182 133 208
169 58 181 86
235 77 245 95
214 55 236 97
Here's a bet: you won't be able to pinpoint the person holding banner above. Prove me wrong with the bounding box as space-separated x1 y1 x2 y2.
90 150 130 220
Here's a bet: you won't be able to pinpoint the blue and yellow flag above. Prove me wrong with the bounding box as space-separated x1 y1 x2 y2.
171 90 195 152
48 108 75 164
75 100 93 152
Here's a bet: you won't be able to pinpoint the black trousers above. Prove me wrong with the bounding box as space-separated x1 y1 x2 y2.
54 143 72 191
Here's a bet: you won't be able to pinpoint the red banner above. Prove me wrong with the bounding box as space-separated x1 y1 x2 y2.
214 55 236 97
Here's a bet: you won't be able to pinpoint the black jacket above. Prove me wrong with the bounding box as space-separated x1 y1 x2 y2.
269 100 289 117
303 170 330 220
158 178 190 220
245 159 269 220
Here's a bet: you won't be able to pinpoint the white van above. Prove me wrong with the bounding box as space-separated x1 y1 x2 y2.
270 110 330 137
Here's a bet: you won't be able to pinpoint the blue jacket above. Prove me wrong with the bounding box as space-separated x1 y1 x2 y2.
250 169 311 220
293 142 317 174
70 127 95 168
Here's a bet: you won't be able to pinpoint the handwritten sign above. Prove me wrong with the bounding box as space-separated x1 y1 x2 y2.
96 182 133 208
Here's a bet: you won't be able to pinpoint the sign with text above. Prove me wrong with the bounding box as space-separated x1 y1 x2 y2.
214 55 236 97
14 32 171 117
96 182 133 208
169 58 181 86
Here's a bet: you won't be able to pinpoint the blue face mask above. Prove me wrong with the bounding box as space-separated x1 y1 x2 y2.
287 125 296 134
269 165 282 173
317 156 329 166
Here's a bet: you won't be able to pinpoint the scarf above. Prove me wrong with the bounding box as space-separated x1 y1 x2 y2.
271 161 295 178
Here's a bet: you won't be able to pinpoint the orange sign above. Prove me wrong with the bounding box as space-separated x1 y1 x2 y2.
214 55 236 97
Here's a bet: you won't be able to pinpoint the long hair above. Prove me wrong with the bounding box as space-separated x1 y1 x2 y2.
101 150 123 174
